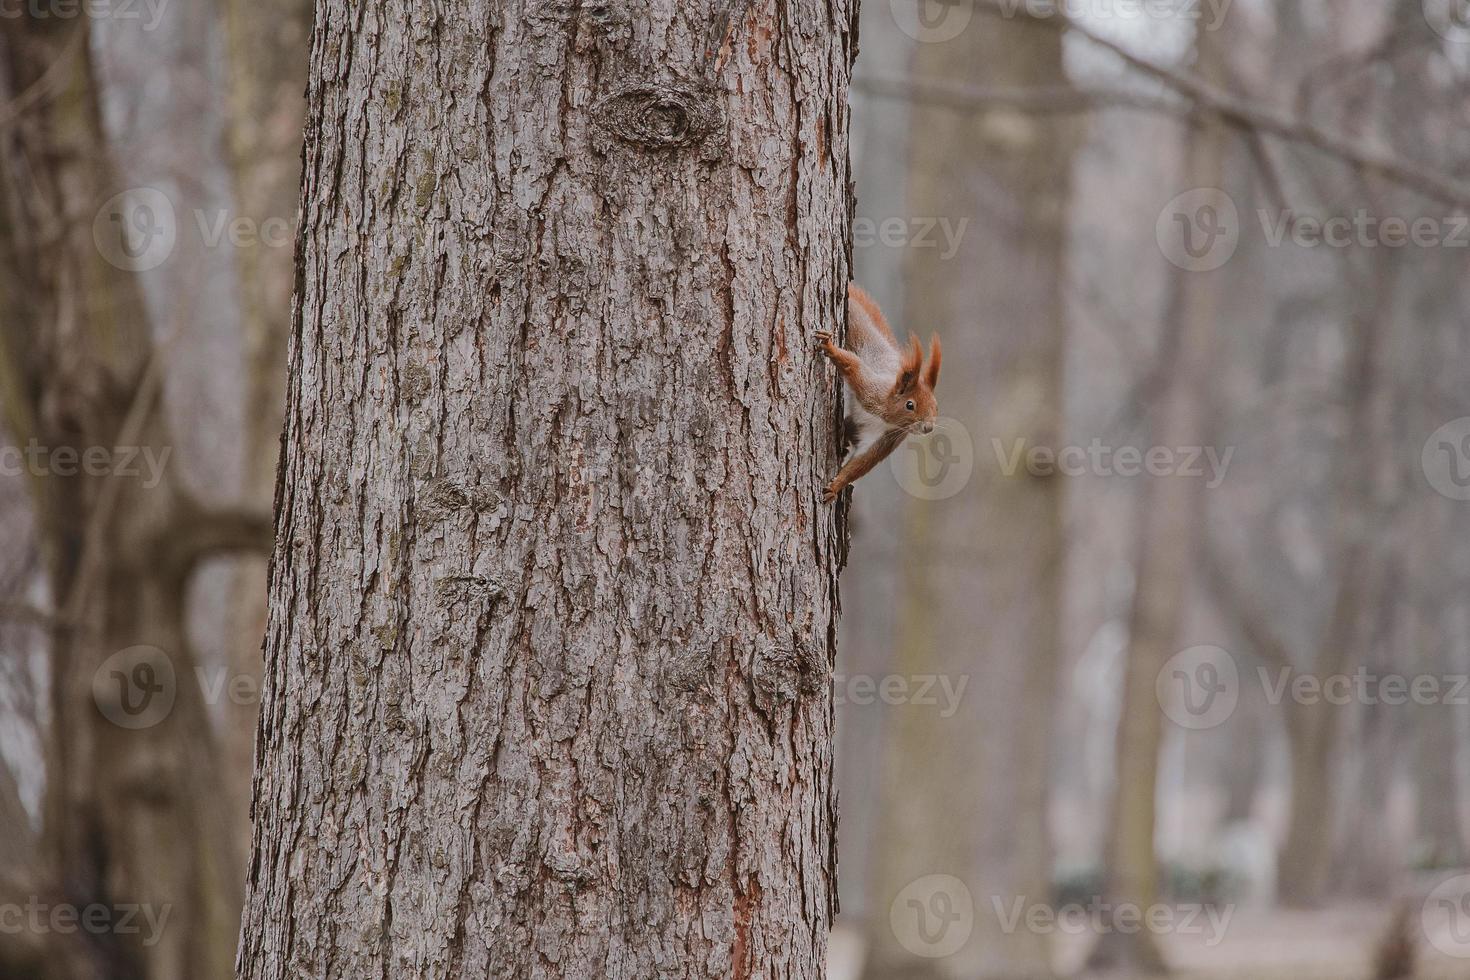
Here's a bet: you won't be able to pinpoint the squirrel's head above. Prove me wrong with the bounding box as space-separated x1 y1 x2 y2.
883 334 942 434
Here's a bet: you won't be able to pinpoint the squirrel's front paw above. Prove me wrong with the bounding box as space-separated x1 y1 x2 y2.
822 481 841 505
814 330 840 361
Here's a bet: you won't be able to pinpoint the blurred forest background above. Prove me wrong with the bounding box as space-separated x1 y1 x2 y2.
0 1 1469 979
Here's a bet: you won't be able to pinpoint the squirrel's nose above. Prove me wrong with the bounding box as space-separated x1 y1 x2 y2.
921 421 936 434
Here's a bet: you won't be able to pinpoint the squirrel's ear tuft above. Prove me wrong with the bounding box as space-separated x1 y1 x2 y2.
925 334 942 389
897 334 923 391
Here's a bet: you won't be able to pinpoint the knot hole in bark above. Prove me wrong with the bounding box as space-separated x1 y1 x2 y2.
594 84 721 151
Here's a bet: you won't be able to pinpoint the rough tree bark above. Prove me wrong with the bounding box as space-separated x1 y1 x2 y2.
237 2 854 977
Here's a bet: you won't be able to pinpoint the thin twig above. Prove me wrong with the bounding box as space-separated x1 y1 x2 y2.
59 345 169 627
0 25 85 132
883 0 1470 210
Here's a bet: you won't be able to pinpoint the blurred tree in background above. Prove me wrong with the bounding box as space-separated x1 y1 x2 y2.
1 0 1470 978
0 2 304 976
851 6 1077 979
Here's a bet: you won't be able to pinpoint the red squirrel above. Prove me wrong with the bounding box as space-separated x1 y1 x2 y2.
816 283 942 504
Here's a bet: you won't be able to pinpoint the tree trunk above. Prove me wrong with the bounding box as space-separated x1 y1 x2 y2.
1415 605 1469 868
236 2 854 977
1409 361 1468 872
1332 564 1404 898
1086 27 1228 978
1277 252 1395 908
857 11 1076 980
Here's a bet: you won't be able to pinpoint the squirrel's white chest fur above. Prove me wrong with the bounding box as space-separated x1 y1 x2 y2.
844 336 901 462
845 395 891 462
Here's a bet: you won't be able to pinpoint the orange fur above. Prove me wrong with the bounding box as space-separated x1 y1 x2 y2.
925 334 942 389
847 283 897 346
816 282 944 503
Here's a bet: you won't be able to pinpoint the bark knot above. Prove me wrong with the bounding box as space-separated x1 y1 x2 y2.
434 575 506 609
594 84 721 151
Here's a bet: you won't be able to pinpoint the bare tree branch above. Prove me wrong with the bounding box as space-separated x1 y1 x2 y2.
854 73 1185 118
161 504 275 581
59 345 167 626
0 601 61 629
876 0 1470 209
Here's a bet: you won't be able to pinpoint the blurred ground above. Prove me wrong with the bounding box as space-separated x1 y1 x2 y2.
832 903 1470 979
1068 905 1381 980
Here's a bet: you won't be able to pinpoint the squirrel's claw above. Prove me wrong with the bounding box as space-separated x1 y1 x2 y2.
814 330 841 362
822 481 840 505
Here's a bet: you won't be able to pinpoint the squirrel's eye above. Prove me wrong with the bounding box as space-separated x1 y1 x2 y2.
905 400 916 412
